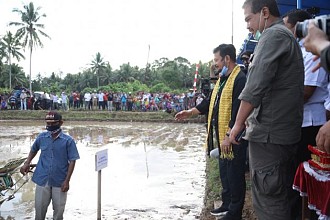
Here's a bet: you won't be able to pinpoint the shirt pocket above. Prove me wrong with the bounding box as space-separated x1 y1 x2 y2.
40 145 51 156
253 162 284 196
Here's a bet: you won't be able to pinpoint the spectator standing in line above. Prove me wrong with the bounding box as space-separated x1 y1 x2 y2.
108 92 113 111
229 0 304 219
73 91 79 109
53 93 58 110
103 91 108 110
91 90 98 110
79 92 84 108
84 91 91 110
20 90 27 110
121 93 127 111
9 95 17 110
98 91 104 110
68 92 73 110
127 92 133 111
61 92 68 111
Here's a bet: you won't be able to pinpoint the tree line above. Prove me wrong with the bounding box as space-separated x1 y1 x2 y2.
0 2 211 95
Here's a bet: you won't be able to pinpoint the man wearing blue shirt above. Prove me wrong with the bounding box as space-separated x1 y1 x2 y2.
20 111 80 220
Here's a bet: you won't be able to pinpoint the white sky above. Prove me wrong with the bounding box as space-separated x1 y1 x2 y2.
0 0 248 79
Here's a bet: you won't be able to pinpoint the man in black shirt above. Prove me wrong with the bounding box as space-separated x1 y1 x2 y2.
175 44 247 220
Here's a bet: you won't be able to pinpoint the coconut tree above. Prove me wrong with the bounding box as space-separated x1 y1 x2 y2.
90 52 106 88
100 62 113 85
9 2 50 93
0 39 5 75
2 31 25 90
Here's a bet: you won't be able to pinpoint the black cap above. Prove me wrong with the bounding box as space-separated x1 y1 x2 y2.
45 111 62 122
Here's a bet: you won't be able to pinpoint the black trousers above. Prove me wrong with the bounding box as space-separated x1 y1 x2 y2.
218 141 247 220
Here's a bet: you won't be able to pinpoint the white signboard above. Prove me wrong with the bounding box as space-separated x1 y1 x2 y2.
95 149 108 171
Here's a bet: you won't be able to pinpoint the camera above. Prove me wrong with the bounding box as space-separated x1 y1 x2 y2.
200 77 218 97
200 78 211 97
296 14 330 38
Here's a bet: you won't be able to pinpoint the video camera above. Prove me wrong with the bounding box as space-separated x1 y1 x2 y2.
296 14 330 38
200 77 218 97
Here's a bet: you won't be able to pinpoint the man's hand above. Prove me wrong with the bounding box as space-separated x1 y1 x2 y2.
221 137 231 155
20 163 30 175
316 121 330 154
304 22 330 57
229 123 246 145
61 180 70 192
174 110 192 121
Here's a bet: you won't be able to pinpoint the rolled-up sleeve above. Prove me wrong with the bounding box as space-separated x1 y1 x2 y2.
239 29 289 107
195 96 210 115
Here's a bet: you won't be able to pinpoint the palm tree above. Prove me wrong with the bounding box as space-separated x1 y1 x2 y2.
100 62 113 85
2 31 25 90
0 39 5 75
9 2 50 93
90 52 106 88
10 63 28 87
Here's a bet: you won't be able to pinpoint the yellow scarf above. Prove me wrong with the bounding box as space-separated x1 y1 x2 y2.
206 65 241 159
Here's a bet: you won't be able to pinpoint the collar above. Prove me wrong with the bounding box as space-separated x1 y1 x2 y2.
269 18 283 28
46 129 62 140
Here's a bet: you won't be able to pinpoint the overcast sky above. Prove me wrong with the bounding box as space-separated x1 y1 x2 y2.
1 0 248 79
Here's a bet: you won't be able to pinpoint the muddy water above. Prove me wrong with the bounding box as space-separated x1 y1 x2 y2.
0 121 207 220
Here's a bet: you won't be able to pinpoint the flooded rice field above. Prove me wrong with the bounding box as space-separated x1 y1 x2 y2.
0 121 207 219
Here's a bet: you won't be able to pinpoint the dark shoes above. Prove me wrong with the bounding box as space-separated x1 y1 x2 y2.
210 206 229 217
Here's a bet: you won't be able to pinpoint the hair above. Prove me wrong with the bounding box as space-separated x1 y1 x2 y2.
213 44 237 62
282 9 312 26
240 50 253 60
243 0 280 17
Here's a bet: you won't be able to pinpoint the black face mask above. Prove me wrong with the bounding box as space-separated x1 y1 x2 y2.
46 124 61 131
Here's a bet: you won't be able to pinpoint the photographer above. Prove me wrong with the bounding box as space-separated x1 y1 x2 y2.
176 44 247 220
283 9 329 219
284 9 329 164
239 50 253 75
304 22 330 72
304 21 330 154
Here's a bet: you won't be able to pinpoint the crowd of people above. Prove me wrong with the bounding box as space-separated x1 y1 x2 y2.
0 90 204 113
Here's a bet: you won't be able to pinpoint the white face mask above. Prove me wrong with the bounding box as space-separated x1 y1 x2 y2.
254 10 267 41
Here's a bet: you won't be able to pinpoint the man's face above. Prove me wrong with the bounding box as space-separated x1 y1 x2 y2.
213 52 225 71
244 4 262 37
241 56 250 66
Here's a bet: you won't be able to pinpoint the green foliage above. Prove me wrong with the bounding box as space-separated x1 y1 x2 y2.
0 87 11 95
0 55 212 94
106 81 149 93
150 83 171 93
0 63 28 88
